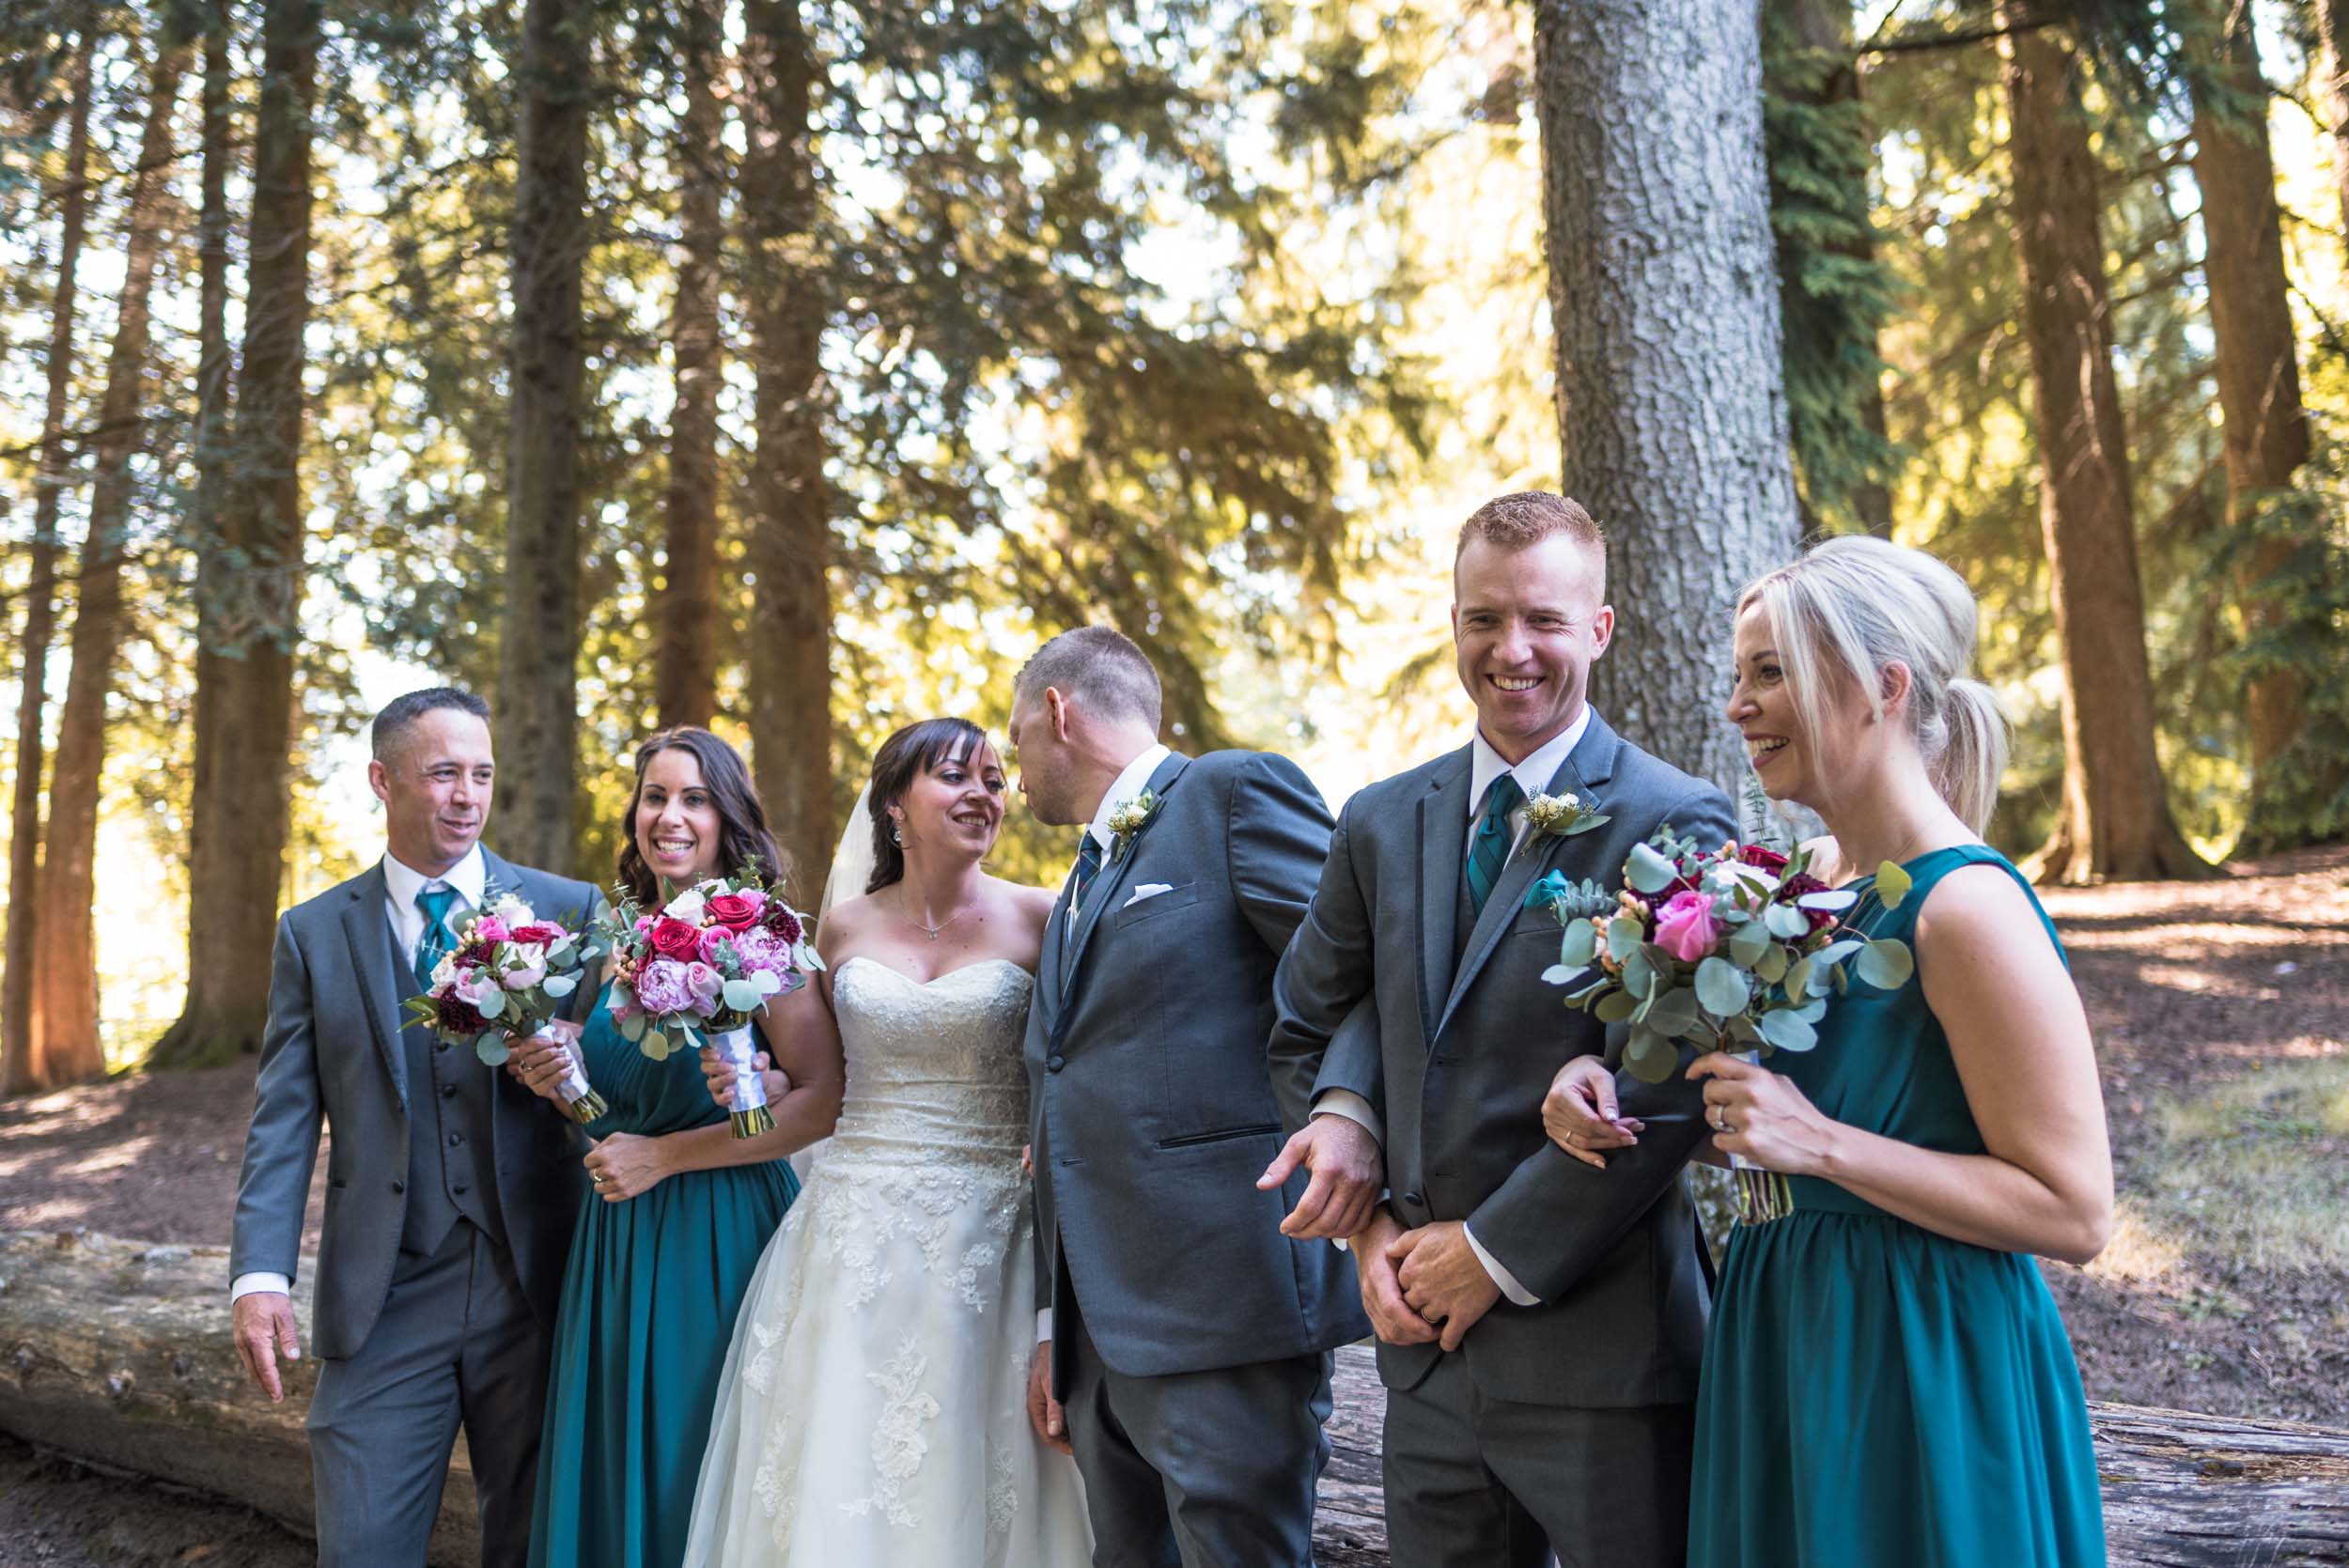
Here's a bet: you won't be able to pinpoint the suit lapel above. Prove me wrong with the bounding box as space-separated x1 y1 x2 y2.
1062 751 1190 999
1436 713 1625 1041
341 862 409 1108
1414 748 1472 1046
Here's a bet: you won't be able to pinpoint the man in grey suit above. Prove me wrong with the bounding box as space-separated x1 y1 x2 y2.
228 688 599 1567
1266 493 1737 1566
1011 626 1371 1568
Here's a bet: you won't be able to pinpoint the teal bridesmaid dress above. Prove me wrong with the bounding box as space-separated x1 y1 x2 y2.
1688 846 2106 1568
528 985 799 1568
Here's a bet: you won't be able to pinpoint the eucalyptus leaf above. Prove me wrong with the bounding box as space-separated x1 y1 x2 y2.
1794 997 1828 1024
474 1033 510 1066
1857 939 1915 989
1876 861 1912 910
718 978 760 1013
1832 965 1849 996
1813 939 1862 967
475 988 506 1021
1695 957 1749 1017
1756 1008 1818 1052
1626 841 1679 894
543 973 578 999
1784 956 1812 1003
1563 812 1610 835
643 1027 670 1061
1625 1029 1678 1084
1644 986 1700 1035
1595 989 1640 1024
1541 964 1589 988
1764 902 1811 939
1559 919 1599 968
1754 944 1790 985
1607 915 1645 963
1729 921 1773 968
547 940 576 968
1725 1013 1761 1043
1796 889 1858 912
1621 948 1657 1000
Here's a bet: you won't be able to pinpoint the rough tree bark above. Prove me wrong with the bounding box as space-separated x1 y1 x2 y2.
2190 2 2336 853
35 38 192 1086
150 0 319 1066
1532 0 1802 794
2318 0 2349 261
741 0 833 900
3 34 93 1095
2000 13 2209 883
658 0 724 733
492 0 592 877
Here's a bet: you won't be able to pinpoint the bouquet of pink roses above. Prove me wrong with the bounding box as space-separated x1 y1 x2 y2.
1544 828 1913 1220
598 867 821 1138
405 892 611 1124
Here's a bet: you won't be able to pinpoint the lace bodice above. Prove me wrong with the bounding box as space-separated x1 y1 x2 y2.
827 955 1034 1166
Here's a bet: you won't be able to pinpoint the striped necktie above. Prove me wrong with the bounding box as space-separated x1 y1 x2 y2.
1465 774 1525 916
414 884 459 994
1066 831 1105 945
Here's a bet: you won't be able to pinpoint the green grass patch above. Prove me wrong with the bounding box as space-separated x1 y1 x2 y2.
2131 1057 2349 1273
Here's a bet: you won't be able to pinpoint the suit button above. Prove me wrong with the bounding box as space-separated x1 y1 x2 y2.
446 1132 463 1147
392 1180 406 1194
435 1040 450 1051
1402 1190 1424 1209
452 1183 469 1195
440 1083 456 1099
1047 1054 1065 1073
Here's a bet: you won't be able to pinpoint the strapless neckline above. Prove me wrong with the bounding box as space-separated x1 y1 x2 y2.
835 954 1032 990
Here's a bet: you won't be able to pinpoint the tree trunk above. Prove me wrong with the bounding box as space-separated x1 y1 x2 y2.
150 0 319 1067
658 0 725 733
1769 0 1894 537
493 0 592 877
1532 0 1801 794
33 39 192 1086
2317 0 2349 262
2000 12 2209 883
3 35 93 1096
741 0 832 903
2190 2 2335 852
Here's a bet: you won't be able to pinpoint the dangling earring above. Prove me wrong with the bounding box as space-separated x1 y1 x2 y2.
890 815 903 846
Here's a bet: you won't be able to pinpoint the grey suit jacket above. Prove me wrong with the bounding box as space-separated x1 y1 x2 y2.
1268 711 1735 1407
228 849 601 1360
1025 750 1371 1390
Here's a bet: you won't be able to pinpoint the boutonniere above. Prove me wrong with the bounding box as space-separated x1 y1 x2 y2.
1524 868 1616 921
1106 790 1160 862
1523 790 1610 840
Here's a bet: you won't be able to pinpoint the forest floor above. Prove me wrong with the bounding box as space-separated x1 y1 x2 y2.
0 844 2343 1560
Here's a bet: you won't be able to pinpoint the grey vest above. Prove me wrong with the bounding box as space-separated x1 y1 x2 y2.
387 923 506 1255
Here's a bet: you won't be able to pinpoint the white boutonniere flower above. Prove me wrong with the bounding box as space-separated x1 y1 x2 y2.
1107 790 1160 862
1523 790 1610 840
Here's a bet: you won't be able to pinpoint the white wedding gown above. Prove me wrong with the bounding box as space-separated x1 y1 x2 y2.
684 955 1093 1567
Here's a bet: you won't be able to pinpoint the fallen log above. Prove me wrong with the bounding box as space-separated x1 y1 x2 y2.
7 1230 2347 1565
0 1230 478 1566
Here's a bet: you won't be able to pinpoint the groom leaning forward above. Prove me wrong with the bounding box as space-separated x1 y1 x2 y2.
1267 493 1736 1566
228 688 600 1567
1013 626 1370 1568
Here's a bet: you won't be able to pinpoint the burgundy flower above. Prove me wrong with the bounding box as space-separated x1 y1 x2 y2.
761 900 804 945
1737 844 1790 875
438 996 487 1035
706 893 762 932
509 921 567 945
648 916 704 961
1780 871 1839 932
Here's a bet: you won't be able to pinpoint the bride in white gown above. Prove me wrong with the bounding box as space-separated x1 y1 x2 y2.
684 718 1092 1567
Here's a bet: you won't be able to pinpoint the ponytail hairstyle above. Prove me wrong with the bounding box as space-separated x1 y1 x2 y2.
863 717 991 894
1736 536 2012 833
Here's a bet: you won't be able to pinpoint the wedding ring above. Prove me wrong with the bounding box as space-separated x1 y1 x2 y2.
590 1172 605 1186
1708 1106 1727 1132
1564 1129 1579 1145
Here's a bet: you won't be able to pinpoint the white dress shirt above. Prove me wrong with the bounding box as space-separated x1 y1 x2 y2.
1039 745 1173 1342
230 845 488 1305
1312 706 1594 1306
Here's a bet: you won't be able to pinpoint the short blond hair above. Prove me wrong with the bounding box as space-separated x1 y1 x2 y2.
1455 491 1606 561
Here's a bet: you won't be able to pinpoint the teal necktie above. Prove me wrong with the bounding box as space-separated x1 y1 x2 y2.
1466 774 1525 916
1066 831 1105 944
414 884 459 995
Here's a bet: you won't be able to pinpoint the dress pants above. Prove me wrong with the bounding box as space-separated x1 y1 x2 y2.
306 1221 549 1568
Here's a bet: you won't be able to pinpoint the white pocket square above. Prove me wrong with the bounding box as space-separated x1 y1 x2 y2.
1123 883 1174 908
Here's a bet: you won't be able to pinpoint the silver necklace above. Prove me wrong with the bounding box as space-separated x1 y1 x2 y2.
899 891 972 942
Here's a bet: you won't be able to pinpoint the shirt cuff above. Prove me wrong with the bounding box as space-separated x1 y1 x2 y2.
1035 1309 1053 1343
1463 1225 1540 1307
231 1271 292 1303
1310 1089 1385 1147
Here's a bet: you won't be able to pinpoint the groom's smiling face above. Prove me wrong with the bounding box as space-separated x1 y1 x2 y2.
1452 532 1613 764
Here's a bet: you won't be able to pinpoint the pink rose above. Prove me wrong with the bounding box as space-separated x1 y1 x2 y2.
472 916 510 945
683 961 724 1017
1652 891 1720 964
706 893 762 931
